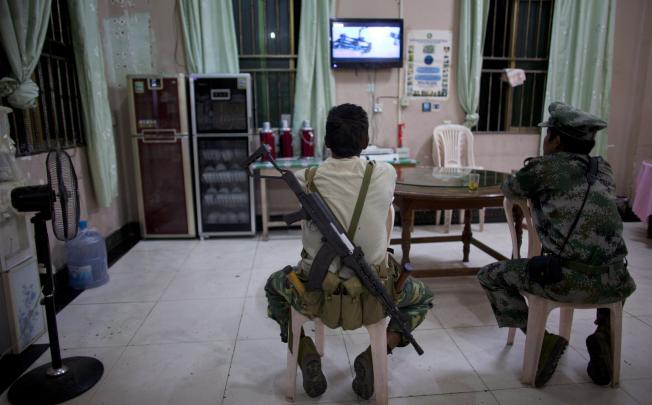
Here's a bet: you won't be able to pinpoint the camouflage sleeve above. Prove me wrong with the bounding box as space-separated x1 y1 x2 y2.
500 158 544 199
597 158 617 196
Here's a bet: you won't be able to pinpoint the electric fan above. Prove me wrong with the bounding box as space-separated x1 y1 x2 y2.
8 150 103 405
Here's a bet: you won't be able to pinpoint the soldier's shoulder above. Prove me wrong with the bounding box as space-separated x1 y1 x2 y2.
373 161 397 179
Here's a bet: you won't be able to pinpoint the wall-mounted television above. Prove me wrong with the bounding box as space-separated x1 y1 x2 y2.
330 18 403 69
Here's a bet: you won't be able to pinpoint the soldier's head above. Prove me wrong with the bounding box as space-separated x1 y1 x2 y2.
325 103 369 158
539 102 606 155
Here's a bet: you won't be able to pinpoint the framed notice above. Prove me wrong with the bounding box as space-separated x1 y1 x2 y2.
405 30 452 99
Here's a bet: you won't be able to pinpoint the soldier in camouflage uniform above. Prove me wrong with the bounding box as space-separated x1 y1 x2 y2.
265 104 433 399
477 102 636 387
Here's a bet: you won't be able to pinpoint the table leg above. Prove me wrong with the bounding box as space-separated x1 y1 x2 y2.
261 177 269 241
400 200 413 265
462 208 472 262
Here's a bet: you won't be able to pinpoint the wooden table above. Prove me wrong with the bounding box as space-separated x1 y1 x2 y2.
390 167 517 278
253 157 418 240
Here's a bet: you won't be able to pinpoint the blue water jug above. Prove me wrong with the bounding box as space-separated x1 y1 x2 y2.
66 220 109 290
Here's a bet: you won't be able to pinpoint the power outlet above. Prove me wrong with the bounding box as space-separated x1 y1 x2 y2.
373 103 383 113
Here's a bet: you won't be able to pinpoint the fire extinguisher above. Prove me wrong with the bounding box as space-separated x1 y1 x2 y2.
279 119 293 158
300 120 315 158
259 121 276 161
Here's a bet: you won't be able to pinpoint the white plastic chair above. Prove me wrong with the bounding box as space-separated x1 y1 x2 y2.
432 124 485 232
503 197 623 387
286 206 395 404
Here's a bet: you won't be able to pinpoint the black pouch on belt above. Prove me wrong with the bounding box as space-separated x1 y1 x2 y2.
526 254 563 286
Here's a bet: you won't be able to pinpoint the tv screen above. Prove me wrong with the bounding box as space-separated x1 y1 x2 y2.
330 18 403 69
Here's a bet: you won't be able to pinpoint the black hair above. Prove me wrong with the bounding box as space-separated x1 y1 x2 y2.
548 128 596 155
325 103 369 157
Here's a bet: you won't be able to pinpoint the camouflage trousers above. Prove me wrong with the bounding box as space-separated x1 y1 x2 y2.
477 259 636 329
265 267 434 346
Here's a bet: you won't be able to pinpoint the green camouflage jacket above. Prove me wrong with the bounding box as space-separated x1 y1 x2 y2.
502 152 627 266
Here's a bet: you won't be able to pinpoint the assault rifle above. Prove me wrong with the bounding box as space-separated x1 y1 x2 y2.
244 146 424 355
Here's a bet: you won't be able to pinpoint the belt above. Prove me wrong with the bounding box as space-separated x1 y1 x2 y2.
561 259 626 273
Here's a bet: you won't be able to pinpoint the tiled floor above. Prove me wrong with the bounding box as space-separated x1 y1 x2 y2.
2 222 651 404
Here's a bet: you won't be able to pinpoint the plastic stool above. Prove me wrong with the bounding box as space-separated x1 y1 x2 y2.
286 307 389 404
509 293 623 387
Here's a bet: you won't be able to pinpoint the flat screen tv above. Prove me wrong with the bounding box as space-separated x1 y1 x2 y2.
330 18 403 69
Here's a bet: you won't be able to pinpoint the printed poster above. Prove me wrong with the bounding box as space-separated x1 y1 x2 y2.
405 30 452 99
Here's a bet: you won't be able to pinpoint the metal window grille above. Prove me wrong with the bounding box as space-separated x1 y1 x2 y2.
476 0 554 133
232 0 299 129
0 0 85 156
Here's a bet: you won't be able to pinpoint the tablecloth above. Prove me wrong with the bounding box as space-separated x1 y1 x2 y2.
633 160 652 221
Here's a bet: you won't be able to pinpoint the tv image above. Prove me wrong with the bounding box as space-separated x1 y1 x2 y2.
330 18 403 68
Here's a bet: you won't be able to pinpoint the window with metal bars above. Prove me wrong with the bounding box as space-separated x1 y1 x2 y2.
232 0 300 129
476 0 554 133
0 0 85 156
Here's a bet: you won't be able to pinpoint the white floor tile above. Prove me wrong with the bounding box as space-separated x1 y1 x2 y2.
183 239 258 272
344 329 486 397
389 391 498 404
426 277 498 328
130 298 244 344
160 268 251 301
72 270 176 304
620 378 652 404
109 248 188 275
237 295 283 340
89 342 233 405
491 383 639 405
37 302 154 348
224 335 356 404
247 265 283 297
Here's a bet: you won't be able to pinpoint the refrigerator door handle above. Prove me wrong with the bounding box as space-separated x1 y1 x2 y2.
142 128 179 143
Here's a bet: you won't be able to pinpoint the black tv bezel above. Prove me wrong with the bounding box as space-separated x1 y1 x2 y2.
330 18 404 69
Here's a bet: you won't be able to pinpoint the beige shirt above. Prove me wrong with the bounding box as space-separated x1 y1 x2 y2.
294 157 397 278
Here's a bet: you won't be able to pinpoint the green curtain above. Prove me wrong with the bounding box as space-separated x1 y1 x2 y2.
291 0 336 158
456 0 490 128
179 0 239 74
0 0 51 109
68 0 118 208
541 0 615 158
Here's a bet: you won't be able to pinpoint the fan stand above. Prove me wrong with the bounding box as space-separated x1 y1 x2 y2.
8 213 103 405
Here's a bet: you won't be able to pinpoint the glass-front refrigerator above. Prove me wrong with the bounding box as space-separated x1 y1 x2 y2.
127 74 196 238
190 74 255 237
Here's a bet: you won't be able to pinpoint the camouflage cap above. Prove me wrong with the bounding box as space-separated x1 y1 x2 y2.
538 101 607 141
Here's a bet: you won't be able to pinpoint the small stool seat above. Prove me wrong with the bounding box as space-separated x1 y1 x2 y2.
508 293 623 387
287 307 389 404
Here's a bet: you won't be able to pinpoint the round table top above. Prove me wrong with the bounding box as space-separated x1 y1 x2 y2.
394 166 511 201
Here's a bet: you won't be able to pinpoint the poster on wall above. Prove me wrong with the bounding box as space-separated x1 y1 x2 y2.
405 30 452 99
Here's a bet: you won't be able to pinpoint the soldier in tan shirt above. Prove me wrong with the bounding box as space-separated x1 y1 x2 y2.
265 104 433 399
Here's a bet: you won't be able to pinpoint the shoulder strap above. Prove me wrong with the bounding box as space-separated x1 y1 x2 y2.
305 166 319 193
347 161 375 240
558 157 599 255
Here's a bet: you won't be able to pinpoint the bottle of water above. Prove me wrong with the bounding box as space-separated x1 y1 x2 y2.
66 220 109 290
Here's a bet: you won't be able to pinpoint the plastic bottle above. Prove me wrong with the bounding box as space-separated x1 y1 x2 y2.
66 220 109 290
279 119 293 158
259 121 276 161
300 120 315 158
